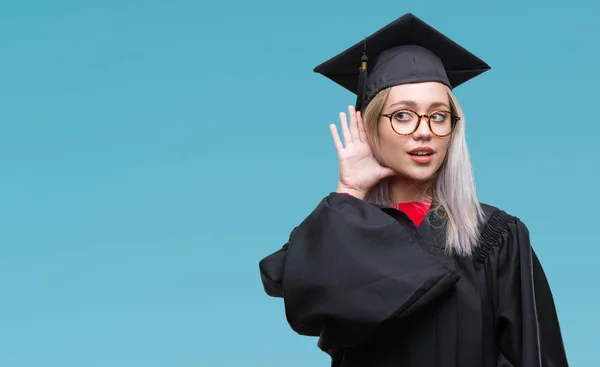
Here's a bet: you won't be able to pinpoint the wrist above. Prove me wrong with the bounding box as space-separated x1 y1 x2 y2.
336 185 366 200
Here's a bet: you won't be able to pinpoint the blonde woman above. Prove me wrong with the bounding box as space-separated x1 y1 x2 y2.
259 13 568 367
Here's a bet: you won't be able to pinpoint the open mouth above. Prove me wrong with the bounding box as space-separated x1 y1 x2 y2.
408 152 433 156
408 148 435 163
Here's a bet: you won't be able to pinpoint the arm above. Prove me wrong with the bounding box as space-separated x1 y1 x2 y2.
258 192 354 297
259 233 293 298
258 192 459 351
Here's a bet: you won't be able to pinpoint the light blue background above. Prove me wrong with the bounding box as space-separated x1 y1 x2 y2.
1 0 597 366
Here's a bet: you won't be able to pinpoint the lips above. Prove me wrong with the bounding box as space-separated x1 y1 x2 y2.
408 147 435 164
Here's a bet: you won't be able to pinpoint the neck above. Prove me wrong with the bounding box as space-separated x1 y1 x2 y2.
389 175 432 203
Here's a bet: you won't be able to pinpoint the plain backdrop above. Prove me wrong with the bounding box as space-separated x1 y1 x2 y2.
1 0 597 366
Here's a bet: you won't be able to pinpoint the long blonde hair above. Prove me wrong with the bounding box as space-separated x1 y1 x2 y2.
362 86 484 256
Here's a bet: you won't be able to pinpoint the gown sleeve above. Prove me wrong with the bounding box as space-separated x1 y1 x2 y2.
493 216 569 367
258 192 460 351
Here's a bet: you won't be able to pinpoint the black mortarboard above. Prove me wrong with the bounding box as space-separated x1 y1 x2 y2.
313 13 491 111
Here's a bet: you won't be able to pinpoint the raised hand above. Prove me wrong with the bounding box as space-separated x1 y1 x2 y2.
330 106 396 199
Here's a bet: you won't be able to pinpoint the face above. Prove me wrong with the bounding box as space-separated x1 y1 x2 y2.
377 82 454 183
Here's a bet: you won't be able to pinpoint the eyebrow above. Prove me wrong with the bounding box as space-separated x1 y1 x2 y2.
387 100 451 110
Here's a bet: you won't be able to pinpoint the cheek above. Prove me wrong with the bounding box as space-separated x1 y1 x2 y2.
379 126 403 157
436 140 451 160
429 141 451 172
377 125 408 162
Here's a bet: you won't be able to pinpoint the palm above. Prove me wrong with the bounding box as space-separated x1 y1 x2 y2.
330 106 395 194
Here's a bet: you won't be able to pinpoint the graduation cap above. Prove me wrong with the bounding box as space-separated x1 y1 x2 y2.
313 13 491 111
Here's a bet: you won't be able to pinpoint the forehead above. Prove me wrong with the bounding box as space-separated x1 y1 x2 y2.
385 82 450 107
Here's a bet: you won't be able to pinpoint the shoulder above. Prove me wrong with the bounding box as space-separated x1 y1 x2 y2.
474 202 531 263
478 201 521 236
478 201 524 227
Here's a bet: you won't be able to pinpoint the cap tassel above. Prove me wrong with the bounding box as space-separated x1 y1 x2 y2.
355 40 368 111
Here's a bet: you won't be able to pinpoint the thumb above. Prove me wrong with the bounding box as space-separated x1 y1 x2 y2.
377 166 396 179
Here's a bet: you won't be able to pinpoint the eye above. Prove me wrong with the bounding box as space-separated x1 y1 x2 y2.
393 110 414 122
430 112 449 122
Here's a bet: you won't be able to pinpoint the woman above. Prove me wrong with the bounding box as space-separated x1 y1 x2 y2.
258 13 569 366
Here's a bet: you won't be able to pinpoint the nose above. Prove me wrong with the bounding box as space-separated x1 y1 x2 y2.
412 115 432 140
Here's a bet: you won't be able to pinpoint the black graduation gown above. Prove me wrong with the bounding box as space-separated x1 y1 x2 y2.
259 193 569 367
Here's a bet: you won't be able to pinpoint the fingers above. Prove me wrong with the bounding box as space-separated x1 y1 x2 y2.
332 106 363 152
330 123 344 153
339 112 352 147
348 106 360 142
356 110 366 142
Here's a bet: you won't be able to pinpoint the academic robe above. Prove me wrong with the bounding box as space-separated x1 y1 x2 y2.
259 192 569 366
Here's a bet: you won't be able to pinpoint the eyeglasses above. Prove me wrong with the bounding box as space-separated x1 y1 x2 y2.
380 109 460 137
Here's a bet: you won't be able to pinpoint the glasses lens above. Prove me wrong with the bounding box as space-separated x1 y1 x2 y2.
390 110 418 134
429 111 453 136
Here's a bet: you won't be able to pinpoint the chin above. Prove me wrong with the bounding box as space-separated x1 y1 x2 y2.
393 164 440 183
407 171 437 182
